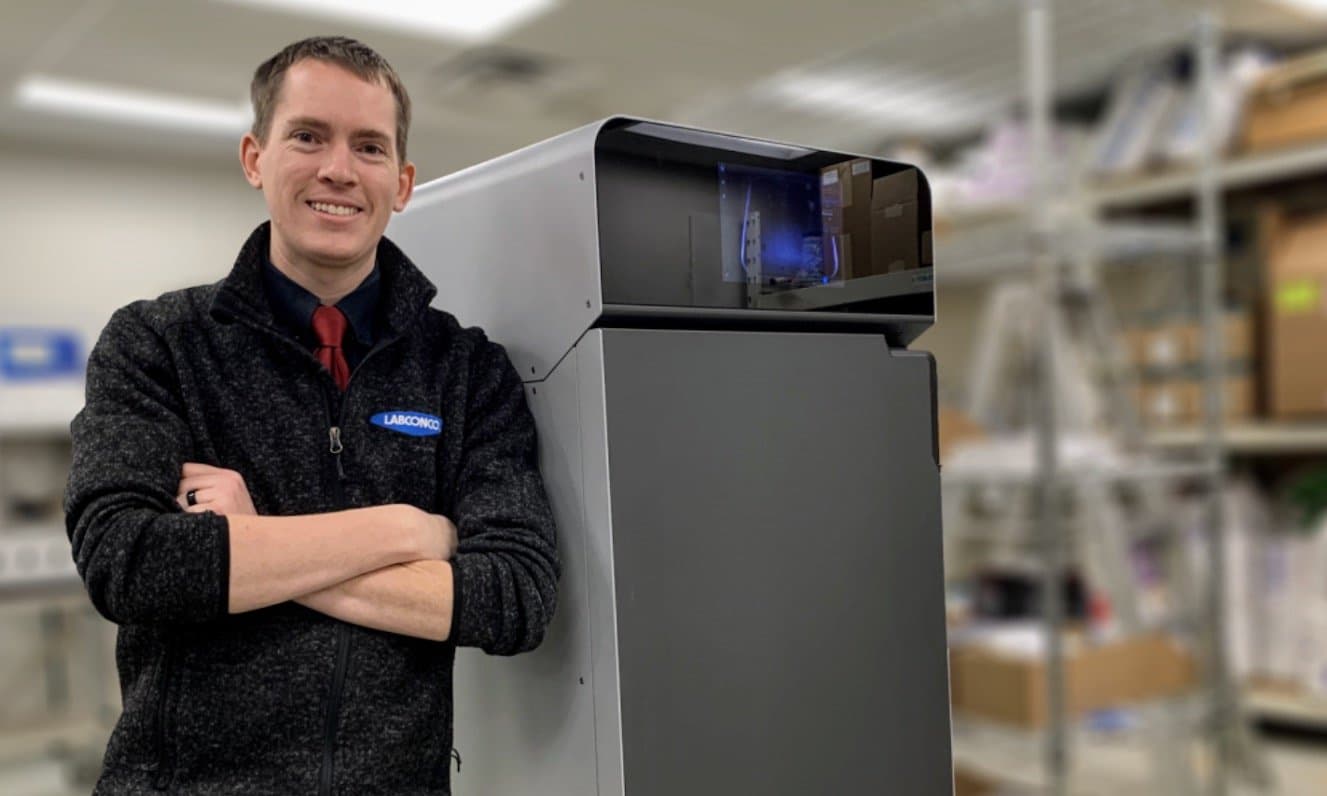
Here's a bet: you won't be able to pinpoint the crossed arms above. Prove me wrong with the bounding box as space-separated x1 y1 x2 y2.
177 462 459 640
65 304 559 653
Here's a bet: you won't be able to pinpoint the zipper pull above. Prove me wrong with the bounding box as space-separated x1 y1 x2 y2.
329 426 346 479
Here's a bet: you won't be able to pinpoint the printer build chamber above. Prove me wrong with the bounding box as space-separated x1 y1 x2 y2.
389 117 951 795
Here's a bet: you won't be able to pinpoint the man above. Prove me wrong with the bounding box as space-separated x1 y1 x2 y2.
64 36 559 795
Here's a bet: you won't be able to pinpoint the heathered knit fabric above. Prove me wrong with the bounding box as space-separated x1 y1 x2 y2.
64 222 559 794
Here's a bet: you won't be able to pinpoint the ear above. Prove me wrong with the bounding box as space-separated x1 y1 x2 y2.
393 160 417 212
240 132 264 189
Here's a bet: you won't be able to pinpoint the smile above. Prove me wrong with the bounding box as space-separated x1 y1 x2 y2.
307 201 362 217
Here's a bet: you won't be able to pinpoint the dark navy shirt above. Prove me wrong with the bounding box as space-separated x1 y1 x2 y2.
262 260 380 373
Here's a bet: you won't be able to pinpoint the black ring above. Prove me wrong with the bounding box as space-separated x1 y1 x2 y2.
186 489 198 507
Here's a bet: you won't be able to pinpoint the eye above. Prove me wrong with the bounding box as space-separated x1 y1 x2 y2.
360 143 386 156
292 130 317 144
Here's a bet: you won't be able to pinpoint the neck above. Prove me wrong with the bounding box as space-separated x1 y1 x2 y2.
269 243 374 306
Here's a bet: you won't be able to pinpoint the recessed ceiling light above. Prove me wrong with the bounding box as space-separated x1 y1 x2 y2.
14 76 250 135
216 0 557 42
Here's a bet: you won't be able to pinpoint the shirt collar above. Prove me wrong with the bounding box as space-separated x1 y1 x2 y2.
211 222 438 340
261 259 380 346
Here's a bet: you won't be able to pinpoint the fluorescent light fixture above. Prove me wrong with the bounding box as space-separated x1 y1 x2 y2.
763 71 1002 135
14 75 250 135
217 0 557 41
1273 0 1327 15
624 121 814 160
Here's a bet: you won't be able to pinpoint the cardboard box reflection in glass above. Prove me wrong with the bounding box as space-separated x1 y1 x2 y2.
0 328 84 382
718 161 827 288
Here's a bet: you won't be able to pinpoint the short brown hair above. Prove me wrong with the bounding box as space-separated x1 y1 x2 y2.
250 36 412 163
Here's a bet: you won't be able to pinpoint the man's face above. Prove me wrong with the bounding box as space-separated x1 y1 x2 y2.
240 59 415 276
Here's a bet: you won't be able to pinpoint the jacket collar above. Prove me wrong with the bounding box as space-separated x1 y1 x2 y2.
210 221 437 340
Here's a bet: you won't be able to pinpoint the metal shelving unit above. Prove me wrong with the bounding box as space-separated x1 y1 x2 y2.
0 383 84 437
929 3 1242 794
1245 687 1327 733
1089 34 1327 745
0 527 82 596
936 217 1202 284
0 316 106 788
1091 139 1327 209
1149 423 1327 455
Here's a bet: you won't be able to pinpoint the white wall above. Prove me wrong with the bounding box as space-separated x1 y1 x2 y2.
0 143 267 330
0 143 267 778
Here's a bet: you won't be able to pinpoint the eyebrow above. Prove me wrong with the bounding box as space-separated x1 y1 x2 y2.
284 116 393 147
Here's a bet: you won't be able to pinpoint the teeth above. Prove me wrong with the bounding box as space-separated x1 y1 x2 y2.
310 201 359 216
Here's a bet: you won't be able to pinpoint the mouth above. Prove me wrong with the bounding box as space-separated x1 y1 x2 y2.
306 200 363 218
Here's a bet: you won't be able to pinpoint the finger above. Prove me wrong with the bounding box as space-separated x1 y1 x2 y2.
183 503 213 514
176 486 216 510
178 474 222 493
182 462 225 477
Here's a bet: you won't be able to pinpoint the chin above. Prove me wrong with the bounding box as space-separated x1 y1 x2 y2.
314 250 371 269
297 238 370 268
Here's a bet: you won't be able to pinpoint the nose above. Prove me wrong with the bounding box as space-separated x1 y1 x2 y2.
317 142 357 186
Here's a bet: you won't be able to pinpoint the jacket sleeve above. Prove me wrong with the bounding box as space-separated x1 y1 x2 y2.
64 303 230 625
448 338 559 655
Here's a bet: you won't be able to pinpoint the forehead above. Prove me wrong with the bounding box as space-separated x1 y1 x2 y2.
271 59 396 134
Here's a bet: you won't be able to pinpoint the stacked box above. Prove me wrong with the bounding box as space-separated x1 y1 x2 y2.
869 169 925 274
1262 208 1327 418
1119 311 1255 426
1242 49 1327 153
819 162 930 280
819 159 873 280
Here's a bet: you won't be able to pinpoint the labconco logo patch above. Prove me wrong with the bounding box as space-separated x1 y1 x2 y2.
370 411 443 437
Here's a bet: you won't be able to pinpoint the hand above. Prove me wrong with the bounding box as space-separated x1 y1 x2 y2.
407 506 458 561
177 462 258 516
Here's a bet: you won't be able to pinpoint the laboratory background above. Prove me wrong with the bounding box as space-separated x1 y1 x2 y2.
4 1 1327 794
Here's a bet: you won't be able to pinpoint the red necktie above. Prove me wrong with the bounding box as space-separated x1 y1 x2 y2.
312 305 351 391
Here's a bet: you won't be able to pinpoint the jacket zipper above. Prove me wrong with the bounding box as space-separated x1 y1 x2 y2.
150 644 176 790
329 426 345 479
217 294 412 796
319 625 351 796
319 385 351 796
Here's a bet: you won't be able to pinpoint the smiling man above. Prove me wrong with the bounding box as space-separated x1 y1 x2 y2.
64 37 559 795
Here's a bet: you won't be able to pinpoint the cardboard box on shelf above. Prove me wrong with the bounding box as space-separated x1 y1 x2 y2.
1262 208 1327 418
1137 375 1254 426
1177 311 1254 363
1224 374 1256 420
1182 374 1254 422
820 159 873 280
938 405 987 464
953 766 998 796
870 169 921 274
1139 380 1197 426
1119 327 1152 369
949 633 1196 728
1241 50 1327 153
1139 324 1187 370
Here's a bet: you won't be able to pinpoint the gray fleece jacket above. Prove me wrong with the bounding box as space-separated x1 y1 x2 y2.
64 222 559 795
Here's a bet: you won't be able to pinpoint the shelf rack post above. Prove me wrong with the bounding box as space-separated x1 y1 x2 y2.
1023 1 1069 794
1195 10 1232 796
